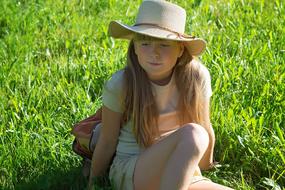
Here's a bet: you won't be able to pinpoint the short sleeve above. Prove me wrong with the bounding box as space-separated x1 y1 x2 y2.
201 65 212 98
102 70 125 113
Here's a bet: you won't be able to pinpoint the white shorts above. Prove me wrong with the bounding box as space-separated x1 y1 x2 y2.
109 154 211 190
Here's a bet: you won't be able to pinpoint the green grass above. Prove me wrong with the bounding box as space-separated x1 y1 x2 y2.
0 0 284 189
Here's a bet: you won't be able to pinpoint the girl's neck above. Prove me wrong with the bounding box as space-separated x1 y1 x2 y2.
150 71 174 86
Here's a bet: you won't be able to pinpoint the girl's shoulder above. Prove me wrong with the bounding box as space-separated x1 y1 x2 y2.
105 69 125 90
191 59 211 81
110 69 125 81
189 59 212 97
200 62 211 82
102 69 125 113
196 61 212 97
106 69 124 87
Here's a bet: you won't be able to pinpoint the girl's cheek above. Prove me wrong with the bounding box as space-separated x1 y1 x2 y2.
141 48 151 55
161 49 172 57
140 47 150 54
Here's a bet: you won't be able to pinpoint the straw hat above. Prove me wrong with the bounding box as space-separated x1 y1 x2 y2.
108 0 206 56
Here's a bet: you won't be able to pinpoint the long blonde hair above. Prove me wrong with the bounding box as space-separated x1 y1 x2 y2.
122 36 208 148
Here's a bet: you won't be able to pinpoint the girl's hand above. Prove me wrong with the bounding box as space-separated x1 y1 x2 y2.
208 161 219 169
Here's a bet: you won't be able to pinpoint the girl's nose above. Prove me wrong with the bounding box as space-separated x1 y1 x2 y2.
152 44 160 58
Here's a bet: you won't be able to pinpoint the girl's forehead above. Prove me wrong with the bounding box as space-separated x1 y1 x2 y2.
134 34 177 43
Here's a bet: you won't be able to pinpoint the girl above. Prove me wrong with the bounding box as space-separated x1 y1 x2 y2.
89 1 234 190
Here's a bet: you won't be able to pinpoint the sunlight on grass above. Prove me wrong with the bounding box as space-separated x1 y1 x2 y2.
0 0 284 189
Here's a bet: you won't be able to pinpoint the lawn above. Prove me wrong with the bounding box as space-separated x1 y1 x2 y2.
0 0 284 189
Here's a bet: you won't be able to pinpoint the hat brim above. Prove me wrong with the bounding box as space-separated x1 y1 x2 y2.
108 21 206 56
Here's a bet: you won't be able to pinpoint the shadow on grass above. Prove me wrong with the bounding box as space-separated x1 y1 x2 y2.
14 165 111 190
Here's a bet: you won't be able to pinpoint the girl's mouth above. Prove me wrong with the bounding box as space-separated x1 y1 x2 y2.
149 62 162 66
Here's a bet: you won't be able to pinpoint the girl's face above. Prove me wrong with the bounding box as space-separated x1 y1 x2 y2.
134 37 184 83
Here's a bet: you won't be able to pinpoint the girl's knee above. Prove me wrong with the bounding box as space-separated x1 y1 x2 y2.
180 123 208 138
178 123 209 154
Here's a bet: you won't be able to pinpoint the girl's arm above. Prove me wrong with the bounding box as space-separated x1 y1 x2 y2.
88 105 122 187
198 98 215 170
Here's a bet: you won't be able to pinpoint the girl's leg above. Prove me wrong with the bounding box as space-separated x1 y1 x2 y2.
133 123 209 190
189 180 234 190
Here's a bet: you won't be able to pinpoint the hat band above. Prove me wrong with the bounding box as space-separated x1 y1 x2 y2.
134 23 195 39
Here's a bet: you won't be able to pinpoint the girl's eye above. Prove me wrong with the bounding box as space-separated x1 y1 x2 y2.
160 44 170 47
140 41 150 46
141 43 150 46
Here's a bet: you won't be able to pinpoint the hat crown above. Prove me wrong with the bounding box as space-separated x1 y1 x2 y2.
135 0 186 34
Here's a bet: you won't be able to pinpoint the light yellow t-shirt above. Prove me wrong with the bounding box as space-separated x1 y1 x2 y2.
102 65 212 157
